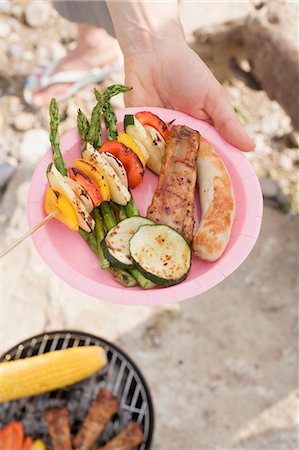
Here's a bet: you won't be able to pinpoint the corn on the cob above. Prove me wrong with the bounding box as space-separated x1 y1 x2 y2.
0 346 107 403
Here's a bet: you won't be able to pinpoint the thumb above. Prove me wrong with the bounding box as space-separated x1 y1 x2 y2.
205 83 255 152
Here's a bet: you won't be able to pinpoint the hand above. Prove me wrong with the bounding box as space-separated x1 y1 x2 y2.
124 41 254 151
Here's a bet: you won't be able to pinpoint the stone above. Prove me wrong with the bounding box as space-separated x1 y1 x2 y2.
243 1 299 130
25 2 51 28
13 112 35 132
0 163 16 190
0 0 11 13
259 178 280 199
0 16 20 38
50 42 66 59
279 154 293 172
19 129 49 163
11 3 24 21
282 131 299 149
0 21 12 38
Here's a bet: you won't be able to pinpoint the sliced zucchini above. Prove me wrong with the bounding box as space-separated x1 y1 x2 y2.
124 115 151 149
103 216 154 269
101 152 128 189
124 114 135 128
47 163 94 232
82 143 131 206
144 124 166 175
130 224 191 287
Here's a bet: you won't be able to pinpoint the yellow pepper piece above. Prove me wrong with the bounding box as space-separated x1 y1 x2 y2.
117 132 146 167
30 439 47 450
74 159 110 201
44 187 78 231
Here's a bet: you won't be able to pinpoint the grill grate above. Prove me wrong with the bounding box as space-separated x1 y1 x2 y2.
0 331 154 449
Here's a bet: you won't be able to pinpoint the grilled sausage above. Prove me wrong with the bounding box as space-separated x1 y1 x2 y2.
44 407 72 450
73 388 119 450
98 422 144 450
147 125 200 244
193 136 235 261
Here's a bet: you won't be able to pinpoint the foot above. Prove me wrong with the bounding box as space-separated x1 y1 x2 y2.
32 25 120 108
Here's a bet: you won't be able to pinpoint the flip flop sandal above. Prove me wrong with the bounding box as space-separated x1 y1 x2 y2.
24 52 124 106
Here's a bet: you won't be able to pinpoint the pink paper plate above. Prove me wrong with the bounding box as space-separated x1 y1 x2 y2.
27 107 263 305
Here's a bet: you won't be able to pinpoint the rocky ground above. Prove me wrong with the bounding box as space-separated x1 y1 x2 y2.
0 1 298 449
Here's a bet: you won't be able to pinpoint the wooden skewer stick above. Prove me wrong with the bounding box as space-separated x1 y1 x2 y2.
0 209 59 259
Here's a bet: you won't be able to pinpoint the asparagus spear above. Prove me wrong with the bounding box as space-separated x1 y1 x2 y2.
77 109 90 141
94 88 117 141
79 228 98 254
129 268 156 290
49 98 67 176
86 93 103 149
118 205 127 221
92 209 110 269
124 196 139 217
103 102 118 141
95 85 131 141
109 266 137 288
79 227 136 287
99 201 117 231
95 84 132 104
110 202 126 222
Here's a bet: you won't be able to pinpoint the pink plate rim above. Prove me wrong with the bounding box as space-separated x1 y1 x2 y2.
27 107 263 305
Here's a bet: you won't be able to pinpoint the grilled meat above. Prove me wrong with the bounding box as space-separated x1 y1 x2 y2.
73 388 119 450
44 407 72 450
147 125 200 244
98 422 144 450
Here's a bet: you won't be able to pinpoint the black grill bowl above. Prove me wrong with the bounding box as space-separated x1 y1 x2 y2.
0 330 154 449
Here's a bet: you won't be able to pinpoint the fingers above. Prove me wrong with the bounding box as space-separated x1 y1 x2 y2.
205 84 255 152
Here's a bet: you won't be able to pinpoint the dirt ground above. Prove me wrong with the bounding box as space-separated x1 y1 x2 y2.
1 1 298 449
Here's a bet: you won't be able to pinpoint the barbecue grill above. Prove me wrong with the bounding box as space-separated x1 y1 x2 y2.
0 330 154 449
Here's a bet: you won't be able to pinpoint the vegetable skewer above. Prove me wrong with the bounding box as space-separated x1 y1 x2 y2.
2 85 167 290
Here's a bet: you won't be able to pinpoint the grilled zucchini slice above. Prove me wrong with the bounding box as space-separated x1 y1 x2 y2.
103 216 154 269
130 224 191 286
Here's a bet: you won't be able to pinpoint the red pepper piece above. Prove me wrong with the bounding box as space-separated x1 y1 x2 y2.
99 141 144 189
68 167 103 206
135 111 170 140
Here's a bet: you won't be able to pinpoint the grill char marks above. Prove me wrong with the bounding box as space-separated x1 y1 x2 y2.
146 125 200 244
